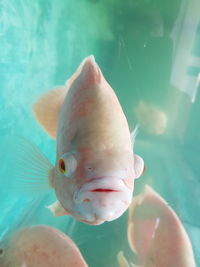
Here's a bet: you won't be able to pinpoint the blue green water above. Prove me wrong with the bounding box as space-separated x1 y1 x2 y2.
0 0 200 266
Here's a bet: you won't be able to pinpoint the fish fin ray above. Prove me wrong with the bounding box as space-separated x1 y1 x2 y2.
2 137 53 196
32 86 68 138
131 125 139 149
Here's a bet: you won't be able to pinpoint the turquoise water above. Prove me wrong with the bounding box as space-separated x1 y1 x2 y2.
0 0 200 266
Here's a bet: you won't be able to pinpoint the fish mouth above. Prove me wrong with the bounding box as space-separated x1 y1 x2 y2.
74 176 131 204
90 188 120 193
82 176 127 193
73 176 132 224
83 176 121 193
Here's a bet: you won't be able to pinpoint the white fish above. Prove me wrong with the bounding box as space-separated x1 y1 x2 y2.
134 101 168 135
10 55 144 225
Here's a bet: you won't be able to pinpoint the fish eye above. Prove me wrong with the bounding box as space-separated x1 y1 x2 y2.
59 158 66 174
58 153 77 177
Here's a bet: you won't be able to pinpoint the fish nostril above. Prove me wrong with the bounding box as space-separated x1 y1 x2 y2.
86 166 93 172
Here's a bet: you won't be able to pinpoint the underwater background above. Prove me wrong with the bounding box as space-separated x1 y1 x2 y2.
0 0 200 266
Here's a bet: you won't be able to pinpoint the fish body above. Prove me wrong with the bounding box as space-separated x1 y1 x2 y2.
0 225 88 267
52 56 140 224
17 56 144 225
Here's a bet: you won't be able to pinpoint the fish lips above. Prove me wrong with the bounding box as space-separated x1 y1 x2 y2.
73 176 132 223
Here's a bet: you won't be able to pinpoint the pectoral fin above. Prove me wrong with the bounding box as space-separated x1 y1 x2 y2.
47 200 69 216
32 86 68 138
2 137 53 196
134 155 145 179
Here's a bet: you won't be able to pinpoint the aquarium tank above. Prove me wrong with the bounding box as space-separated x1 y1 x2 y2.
0 0 200 266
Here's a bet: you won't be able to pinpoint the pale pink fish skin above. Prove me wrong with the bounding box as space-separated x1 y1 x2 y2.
53 56 136 225
1 225 88 267
128 186 196 267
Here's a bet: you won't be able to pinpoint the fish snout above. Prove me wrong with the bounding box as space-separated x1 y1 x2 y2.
73 177 132 223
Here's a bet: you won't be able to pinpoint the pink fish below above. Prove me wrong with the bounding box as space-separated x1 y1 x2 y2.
11 56 144 225
0 225 88 267
118 185 196 267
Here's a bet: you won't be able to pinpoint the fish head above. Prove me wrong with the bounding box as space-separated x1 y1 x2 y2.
54 147 143 225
